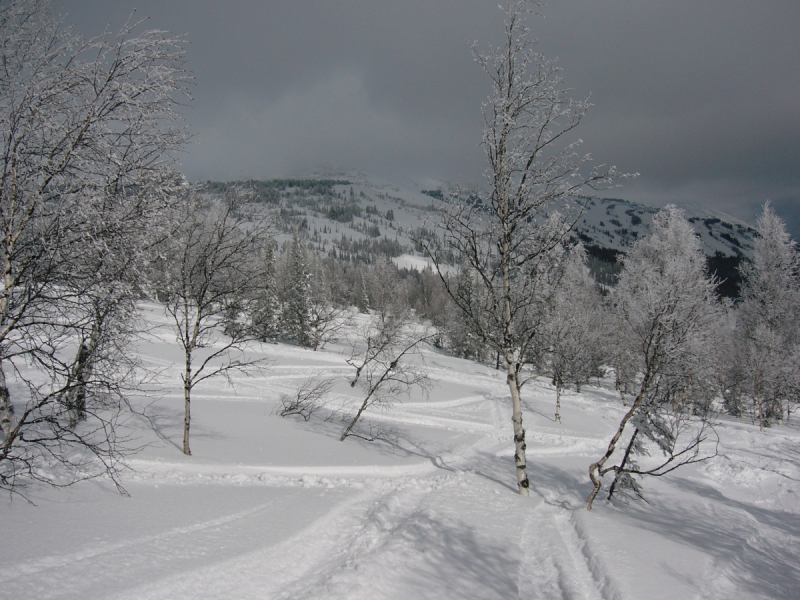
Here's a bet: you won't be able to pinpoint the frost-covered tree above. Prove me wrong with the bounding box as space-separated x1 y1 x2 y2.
248 238 281 343
355 269 371 314
724 203 800 427
539 244 605 422
421 0 626 495
444 264 489 361
587 206 722 509
0 0 189 491
62 172 188 429
306 255 351 351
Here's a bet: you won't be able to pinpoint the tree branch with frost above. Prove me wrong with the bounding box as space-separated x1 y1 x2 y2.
0 0 190 492
278 374 335 421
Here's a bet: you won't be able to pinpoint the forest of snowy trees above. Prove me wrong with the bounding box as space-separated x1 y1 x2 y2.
0 0 797 516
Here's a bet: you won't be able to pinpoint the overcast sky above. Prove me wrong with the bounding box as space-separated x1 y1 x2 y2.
53 0 800 231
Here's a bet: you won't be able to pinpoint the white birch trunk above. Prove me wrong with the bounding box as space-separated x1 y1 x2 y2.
0 364 14 439
506 359 530 496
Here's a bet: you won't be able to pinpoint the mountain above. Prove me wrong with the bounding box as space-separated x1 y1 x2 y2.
572 197 755 258
201 173 756 296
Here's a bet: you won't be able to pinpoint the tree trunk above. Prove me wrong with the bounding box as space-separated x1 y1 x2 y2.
340 393 372 441
587 386 646 510
607 428 639 500
68 342 92 428
507 363 530 496
756 370 764 431
341 364 391 441
183 354 192 456
0 363 14 439
554 384 562 423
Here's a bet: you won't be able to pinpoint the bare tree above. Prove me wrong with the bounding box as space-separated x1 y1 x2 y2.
340 259 433 441
0 0 189 492
420 0 626 495
159 189 270 456
586 206 722 510
278 374 335 421
305 255 352 351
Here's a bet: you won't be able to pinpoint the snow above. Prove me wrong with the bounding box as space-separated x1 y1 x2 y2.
392 254 451 274
2 302 799 599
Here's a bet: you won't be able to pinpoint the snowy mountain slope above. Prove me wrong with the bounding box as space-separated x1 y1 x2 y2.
202 174 757 271
574 197 756 258
2 302 798 599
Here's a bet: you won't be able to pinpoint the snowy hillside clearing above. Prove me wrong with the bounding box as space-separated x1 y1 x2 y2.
2 302 798 599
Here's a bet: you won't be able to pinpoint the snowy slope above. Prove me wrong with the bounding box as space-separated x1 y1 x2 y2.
204 174 757 269
574 197 756 258
2 302 798 599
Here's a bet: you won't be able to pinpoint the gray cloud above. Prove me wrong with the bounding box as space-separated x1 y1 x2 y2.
52 0 800 231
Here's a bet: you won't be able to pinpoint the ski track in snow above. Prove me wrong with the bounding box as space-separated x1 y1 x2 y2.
518 503 606 600
1 500 278 582
107 487 382 600
115 382 619 599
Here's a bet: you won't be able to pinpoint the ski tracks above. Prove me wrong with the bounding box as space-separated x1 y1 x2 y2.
111 387 618 599
107 486 381 600
277 471 524 600
2 491 323 600
518 503 607 600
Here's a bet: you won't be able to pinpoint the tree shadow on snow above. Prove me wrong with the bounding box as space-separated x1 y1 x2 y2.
376 509 523 599
293 409 422 460
526 462 596 509
132 400 224 453
620 478 800 599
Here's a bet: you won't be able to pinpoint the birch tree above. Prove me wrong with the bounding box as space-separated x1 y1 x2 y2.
160 190 270 456
421 0 626 495
341 258 433 441
587 206 722 510
539 244 605 422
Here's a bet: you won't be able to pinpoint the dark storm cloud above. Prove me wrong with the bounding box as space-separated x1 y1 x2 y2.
52 0 800 229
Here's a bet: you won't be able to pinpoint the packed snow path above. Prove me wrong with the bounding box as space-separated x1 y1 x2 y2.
3 308 799 599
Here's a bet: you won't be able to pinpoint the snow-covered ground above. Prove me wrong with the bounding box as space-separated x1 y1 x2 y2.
3 303 799 599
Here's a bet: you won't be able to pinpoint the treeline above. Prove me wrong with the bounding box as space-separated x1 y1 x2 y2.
202 178 351 204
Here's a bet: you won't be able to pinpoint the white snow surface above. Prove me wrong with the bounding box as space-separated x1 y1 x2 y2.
3 302 799 599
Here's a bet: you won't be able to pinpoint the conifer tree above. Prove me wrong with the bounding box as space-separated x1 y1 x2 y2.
282 231 312 347
250 239 281 342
